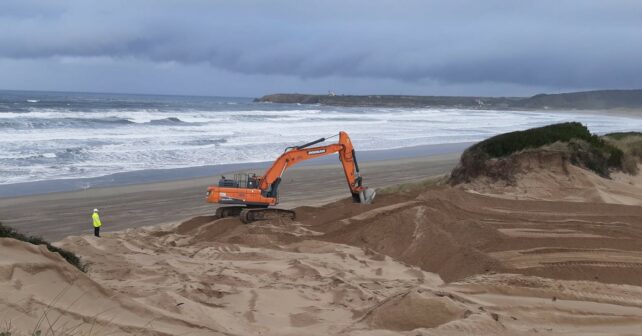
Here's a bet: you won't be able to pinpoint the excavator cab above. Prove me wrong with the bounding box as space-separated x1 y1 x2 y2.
218 173 260 189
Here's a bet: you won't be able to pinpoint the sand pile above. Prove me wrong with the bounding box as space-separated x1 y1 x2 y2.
362 289 469 331
309 187 642 286
315 196 504 282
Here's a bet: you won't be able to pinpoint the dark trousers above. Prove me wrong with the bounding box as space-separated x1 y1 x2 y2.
94 226 100 237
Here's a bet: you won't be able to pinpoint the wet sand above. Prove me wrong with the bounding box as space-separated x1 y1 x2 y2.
0 142 472 198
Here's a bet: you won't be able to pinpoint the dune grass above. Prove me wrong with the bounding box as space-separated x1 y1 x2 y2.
465 122 625 175
603 131 642 140
470 122 622 162
450 122 638 183
604 131 642 157
0 221 85 272
603 132 642 174
377 175 447 195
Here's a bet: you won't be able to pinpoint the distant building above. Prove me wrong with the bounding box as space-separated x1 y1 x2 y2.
328 91 336 96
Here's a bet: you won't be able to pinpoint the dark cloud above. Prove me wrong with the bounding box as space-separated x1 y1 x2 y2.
0 0 641 95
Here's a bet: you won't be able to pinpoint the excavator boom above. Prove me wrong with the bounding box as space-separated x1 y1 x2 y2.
206 131 375 223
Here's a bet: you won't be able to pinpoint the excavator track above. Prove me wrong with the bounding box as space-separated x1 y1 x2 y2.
215 206 245 219
239 208 296 224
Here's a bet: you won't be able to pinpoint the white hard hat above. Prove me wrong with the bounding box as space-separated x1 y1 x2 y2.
93 208 99 212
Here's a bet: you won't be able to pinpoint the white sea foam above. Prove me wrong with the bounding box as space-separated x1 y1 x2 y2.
1 104 641 185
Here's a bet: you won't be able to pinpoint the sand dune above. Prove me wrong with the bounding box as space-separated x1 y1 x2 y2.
0 238 221 335
463 151 642 205
27 182 638 335
2 154 642 335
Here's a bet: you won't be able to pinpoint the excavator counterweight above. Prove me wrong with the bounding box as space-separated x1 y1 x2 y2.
206 131 375 223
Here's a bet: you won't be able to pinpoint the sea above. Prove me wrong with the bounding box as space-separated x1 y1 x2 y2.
1 90 641 190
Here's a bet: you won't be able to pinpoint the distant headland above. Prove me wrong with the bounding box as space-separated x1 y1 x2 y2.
255 89 642 110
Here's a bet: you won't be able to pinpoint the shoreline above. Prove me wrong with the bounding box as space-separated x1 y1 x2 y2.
0 141 472 198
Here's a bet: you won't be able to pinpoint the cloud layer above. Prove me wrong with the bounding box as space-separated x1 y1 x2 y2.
1 0 641 95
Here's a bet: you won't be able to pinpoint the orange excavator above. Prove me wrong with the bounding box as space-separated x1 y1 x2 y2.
206 131 375 223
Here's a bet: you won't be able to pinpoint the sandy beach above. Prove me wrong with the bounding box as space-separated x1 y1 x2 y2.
0 153 459 241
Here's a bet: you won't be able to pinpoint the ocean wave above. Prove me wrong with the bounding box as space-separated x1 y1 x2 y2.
183 138 227 146
0 117 134 129
146 117 187 125
0 147 88 165
0 107 224 123
305 116 381 122
0 116 205 129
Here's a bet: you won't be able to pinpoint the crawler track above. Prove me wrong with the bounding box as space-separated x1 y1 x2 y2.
216 206 296 224
240 208 296 224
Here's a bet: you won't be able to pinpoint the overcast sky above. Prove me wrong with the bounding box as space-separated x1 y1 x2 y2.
1 0 641 97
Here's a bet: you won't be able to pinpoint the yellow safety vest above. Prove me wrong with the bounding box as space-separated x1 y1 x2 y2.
92 213 102 228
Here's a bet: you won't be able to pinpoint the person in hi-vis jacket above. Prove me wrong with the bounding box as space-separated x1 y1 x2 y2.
92 208 102 237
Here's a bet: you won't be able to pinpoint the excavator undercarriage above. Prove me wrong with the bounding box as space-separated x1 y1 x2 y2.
214 205 296 224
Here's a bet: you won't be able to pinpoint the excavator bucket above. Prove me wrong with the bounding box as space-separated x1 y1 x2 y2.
359 188 376 204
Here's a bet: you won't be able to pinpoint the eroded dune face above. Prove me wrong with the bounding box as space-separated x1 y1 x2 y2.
461 151 642 205
3 180 642 335
0 238 223 336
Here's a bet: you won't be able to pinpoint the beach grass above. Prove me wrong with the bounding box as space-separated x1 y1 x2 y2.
462 122 626 176
0 221 85 272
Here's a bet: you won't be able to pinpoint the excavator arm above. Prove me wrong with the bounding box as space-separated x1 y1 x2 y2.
258 131 369 202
